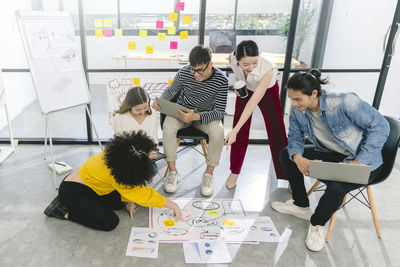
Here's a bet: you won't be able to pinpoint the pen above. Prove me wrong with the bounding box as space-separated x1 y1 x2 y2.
55 161 67 167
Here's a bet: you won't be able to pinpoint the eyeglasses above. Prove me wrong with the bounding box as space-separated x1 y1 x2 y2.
190 62 209 75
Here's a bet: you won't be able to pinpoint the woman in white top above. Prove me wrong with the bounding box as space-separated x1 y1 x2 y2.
113 86 158 144
224 40 288 189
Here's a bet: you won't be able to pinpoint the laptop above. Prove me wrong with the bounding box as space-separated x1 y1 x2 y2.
156 97 188 120
309 161 372 184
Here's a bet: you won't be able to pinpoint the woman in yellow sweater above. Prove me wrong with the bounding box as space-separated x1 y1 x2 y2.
44 131 183 231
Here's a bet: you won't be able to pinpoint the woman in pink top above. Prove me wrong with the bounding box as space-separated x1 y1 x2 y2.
224 40 288 189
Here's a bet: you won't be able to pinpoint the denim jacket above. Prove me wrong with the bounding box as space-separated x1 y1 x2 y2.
287 91 390 171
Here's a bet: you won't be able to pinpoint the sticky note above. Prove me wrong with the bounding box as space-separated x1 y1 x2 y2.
104 19 112 27
139 29 147 38
182 16 191 25
156 20 164 29
95 29 103 37
168 26 176 35
104 29 112 37
146 46 154 54
168 79 174 86
163 218 175 227
176 2 185 11
222 219 236 227
182 210 192 220
180 31 188 39
132 78 140 85
207 210 219 216
128 42 136 50
169 12 178 21
115 28 123 37
170 41 178 49
158 32 166 41
94 19 102 28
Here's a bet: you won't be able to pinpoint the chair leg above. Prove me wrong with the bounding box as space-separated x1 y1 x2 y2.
163 138 182 177
200 139 208 158
366 186 382 238
326 194 347 242
307 181 321 197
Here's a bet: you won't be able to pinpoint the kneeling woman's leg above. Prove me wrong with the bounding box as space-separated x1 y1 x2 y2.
59 181 123 231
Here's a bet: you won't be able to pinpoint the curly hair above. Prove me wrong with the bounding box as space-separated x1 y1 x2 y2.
104 131 156 187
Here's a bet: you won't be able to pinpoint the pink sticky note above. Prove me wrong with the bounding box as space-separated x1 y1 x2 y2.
182 210 192 220
170 41 178 49
176 2 185 11
104 29 112 37
156 20 164 29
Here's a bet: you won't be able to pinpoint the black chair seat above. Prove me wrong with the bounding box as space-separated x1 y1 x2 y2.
177 126 209 142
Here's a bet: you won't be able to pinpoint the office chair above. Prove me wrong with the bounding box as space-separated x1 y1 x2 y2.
209 31 236 53
307 116 400 242
159 93 210 178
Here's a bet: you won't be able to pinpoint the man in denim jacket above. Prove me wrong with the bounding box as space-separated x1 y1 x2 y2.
271 69 390 252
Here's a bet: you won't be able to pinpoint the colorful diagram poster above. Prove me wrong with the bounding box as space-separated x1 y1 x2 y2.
125 228 159 258
183 240 231 264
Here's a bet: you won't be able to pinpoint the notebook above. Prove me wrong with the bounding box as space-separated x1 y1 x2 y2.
156 97 187 120
48 161 73 175
309 161 371 184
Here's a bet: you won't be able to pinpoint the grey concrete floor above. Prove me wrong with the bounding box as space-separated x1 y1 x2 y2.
0 144 399 267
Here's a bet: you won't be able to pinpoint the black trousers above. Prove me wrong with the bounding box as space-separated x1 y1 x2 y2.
58 180 125 231
279 145 381 226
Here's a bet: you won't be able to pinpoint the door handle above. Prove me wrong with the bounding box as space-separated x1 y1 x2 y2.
391 23 400 55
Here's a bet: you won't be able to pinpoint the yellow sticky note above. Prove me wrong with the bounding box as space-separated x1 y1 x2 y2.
207 210 219 216
103 19 112 27
168 79 173 86
94 19 103 28
132 78 140 85
95 29 103 37
115 29 123 37
222 219 236 227
182 16 191 24
180 31 188 39
139 29 147 38
169 12 178 21
128 41 136 50
168 26 176 35
146 46 154 54
163 218 175 227
158 32 166 41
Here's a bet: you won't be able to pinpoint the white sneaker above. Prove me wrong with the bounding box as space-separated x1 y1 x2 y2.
271 199 312 220
305 224 325 252
164 171 179 193
201 173 214 197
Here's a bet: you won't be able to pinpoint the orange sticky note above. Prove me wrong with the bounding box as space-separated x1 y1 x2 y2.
207 210 219 216
115 29 123 37
182 16 191 25
94 19 102 28
180 31 188 39
169 12 178 21
132 78 140 85
103 19 112 27
95 29 103 37
146 46 154 54
222 219 235 227
139 29 147 38
163 218 175 227
168 79 173 86
128 42 136 50
168 26 176 35
158 32 166 41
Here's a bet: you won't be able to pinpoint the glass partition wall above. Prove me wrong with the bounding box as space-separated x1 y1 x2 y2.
1 0 398 144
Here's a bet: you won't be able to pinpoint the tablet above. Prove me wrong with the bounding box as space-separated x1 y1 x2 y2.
309 161 371 184
156 97 188 120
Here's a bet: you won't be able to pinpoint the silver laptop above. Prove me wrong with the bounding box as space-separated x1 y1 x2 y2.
156 97 188 120
309 161 371 184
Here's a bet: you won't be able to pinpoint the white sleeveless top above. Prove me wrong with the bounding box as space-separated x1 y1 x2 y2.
230 54 278 91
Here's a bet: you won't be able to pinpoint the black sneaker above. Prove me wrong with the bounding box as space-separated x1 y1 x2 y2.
44 196 68 220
